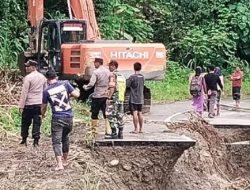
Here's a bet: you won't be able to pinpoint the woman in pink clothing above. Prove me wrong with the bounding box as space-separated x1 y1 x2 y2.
189 66 207 116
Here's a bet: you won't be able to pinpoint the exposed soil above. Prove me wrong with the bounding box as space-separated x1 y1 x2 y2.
165 118 250 190
93 145 186 190
1 118 249 190
0 72 249 189
0 125 121 190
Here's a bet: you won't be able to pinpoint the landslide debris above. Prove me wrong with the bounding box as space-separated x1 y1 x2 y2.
165 115 250 190
1 114 250 190
0 70 22 105
0 125 123 190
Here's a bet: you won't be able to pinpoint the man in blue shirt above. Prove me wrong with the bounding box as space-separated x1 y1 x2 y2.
42 69 80 171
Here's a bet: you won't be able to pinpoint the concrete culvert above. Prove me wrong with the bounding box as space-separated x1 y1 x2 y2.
90 116 250 190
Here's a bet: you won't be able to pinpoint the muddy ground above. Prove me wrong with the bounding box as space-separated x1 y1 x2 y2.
0 118 250 190
0 72 249 189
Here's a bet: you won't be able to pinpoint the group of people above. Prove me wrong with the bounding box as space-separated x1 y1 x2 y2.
18 58 244 170
81 58 144 138
18 58 144 170
190 65 244 117
18 60 80 170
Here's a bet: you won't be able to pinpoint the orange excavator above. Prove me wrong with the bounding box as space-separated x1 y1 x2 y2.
19 0 166 111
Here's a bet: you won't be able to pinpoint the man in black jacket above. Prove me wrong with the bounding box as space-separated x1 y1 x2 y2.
204 65 223 118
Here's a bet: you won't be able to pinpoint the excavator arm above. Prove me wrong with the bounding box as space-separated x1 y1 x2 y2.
27 0 100 51
27 0 44 54
24 0 101 71
69 0 101 40
27 0 44 28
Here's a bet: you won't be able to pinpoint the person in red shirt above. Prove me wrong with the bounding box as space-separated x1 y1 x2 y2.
231 67 244 108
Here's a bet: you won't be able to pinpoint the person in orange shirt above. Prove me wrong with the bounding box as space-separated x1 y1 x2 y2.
231 67 244 108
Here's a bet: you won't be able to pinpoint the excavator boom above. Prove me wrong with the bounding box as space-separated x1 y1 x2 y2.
27 0 44 28
69 0 101 40
27 0 100 40
25 0 101 59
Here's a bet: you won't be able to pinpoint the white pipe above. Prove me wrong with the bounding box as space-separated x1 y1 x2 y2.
67 0 73 19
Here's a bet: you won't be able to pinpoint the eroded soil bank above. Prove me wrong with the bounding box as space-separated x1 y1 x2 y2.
91 119 250 190
93 145 187 190
165 121 250 190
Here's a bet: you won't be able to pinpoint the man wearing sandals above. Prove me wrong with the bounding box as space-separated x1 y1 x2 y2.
41 69 80 171
127 62 144 133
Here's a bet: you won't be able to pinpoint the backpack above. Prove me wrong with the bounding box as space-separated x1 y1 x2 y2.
190 76 202 96
115 72 126 102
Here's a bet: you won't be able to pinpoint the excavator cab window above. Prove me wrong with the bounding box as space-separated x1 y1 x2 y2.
38 21 86 74
39 22 61 72
61 22 86 43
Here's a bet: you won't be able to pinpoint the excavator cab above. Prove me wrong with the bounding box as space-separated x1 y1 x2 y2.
37 20 86 74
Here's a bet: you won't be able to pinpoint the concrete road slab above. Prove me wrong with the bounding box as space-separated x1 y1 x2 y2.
94 97 250 146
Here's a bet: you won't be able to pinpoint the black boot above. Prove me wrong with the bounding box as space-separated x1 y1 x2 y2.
20 137 27 146
118 128 123 139
111 128 118 139
105 128 117 139
33 138 39 147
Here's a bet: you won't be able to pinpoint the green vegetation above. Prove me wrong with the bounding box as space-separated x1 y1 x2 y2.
0 1 250 101
0 100 89 136
1 0 250 69
0 106 20 132
147 61 190 102
0 106 52 135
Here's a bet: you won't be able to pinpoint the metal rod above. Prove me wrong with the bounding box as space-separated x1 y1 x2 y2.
67 0 73 19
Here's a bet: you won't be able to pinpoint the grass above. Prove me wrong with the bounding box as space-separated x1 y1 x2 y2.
146 61 191 102
0 106 52 135
0 106 20 133
0 100 90 136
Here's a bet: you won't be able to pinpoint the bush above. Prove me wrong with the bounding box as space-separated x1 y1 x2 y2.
146 61 191 102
